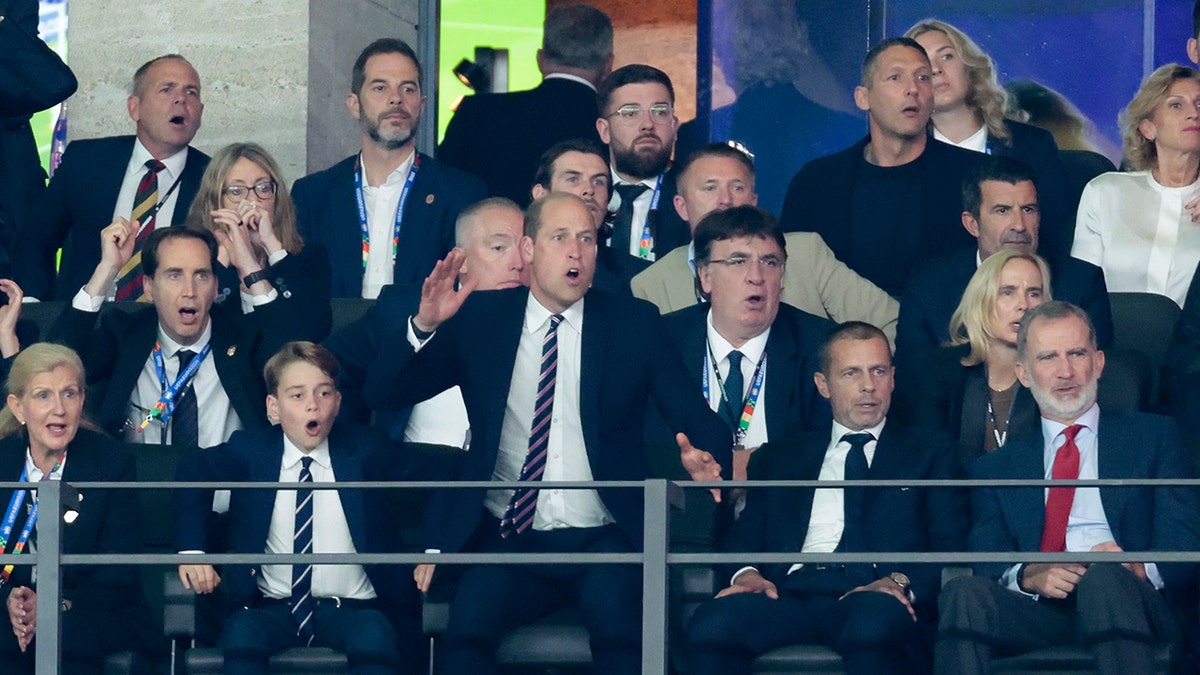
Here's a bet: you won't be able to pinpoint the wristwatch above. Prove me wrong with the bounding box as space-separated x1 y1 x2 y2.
242 269 271 288
888 571 911 592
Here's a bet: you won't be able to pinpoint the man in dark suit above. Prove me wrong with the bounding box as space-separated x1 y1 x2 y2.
175 342 438 673
596 64 690 263
439 4 611 206
529 138 649 295
936 301 1200 675
49 226 306 449
779 38 985 298
897 156 1113 355
686 321 968 675
292 38 486 299
326 197 527 441
0 0 76 279
363 192 731 674
15 53 208 301
663 205 833 474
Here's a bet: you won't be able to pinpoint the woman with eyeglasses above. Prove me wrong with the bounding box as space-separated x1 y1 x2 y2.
186 143 331 338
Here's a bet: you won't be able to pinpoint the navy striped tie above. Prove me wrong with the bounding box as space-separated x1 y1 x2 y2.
500 314 563 538
291 456 315 645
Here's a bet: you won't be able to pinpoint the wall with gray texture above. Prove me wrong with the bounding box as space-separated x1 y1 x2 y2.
66 0 417 185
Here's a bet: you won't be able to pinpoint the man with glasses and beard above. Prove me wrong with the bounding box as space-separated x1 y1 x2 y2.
292 38 485 299
596 64 690 263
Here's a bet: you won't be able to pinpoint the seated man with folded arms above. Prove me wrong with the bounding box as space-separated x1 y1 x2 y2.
175 341 449 673
686 321 967 675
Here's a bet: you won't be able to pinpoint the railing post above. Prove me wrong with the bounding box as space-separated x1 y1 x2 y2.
34 479 62 675
642 479 670 675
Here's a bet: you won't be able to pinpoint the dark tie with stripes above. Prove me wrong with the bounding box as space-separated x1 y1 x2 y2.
115 159 166 302
291 456 315 645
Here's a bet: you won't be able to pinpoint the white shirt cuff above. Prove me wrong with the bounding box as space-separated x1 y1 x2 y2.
730 566 758 587
406 317 435 350
71 287 105 312
267 250 288 265
1002 563 1039 599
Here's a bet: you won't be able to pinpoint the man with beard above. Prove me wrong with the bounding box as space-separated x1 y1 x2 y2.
897 157 1112 355
936 301 1200 675
596 64 690 263
292 38 486 298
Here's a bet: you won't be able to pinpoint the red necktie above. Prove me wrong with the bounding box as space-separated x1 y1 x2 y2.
1040 424 1083 552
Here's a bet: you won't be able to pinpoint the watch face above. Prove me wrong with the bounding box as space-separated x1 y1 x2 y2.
890 572 910 587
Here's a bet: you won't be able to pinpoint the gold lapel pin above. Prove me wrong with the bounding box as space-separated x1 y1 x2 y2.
425 194 435 205
227 346 237 357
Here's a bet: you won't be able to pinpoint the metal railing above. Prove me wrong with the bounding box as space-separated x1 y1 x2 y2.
7 476 1200 674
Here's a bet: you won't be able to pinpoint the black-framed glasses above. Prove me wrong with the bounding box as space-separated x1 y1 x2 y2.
706 255 785 272
608 104 673 124
222 181 277 203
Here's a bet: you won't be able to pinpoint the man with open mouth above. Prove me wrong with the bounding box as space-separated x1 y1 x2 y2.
14 53 209 302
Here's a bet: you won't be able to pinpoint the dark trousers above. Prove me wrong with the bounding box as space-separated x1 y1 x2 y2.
220 597 403 675
935 563 1183 675
0 605 147 675
439 519 641 675
686 578 929 675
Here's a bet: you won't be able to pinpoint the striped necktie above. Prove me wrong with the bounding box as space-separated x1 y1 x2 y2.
500 314 563 538
291 456 316 645
115 159 166 302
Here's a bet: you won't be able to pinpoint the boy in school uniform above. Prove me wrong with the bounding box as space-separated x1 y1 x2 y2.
174 341 434 674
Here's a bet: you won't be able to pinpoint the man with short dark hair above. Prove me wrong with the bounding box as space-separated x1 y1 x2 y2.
596 64 690 262
686 321 967 675
363 192 731 674
935 300 1200 675
780 37 985 298
1188 1 1200 64
15 53 209 301
897 156 1113 354
440 4 612 206
292 38 486 299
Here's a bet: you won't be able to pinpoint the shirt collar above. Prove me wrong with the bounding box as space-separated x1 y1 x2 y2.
611 165 661 190
361 148 417 188
687 241 697 275
129 138 188 182
156 319 213 360
704 309 769 364
1040 401 1100 457
282 433 331 471
829 418 887 450
543 72 596 91
933 124 989 153
24 449 65 482
524 292 584 335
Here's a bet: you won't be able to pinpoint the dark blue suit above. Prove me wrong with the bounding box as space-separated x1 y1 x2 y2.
175 425 446 673
363 287 731 674
937 411 1200 675
896 246 1113 356
212 246 334 342
291 152 486 298
12 135 209 300
686 424 968 675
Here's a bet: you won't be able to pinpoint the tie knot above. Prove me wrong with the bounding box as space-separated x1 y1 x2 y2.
841 432 875 450
177 349 196 369
727 350 744 369
550 314 564 328
615 183 650 202
145 159 166 174
300 456 313 471
1061 424 1084 444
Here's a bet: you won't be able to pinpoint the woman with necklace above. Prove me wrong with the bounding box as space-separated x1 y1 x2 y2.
894 250 1049 466
0 343 151 674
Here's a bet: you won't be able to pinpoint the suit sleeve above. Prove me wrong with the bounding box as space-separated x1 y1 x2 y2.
259 244 334 342
803 233 898 342
173 441 247 552
895 270 944 357
362 319 463 412
1147 419 1200 593
290 175 319 243
1070 179 1105 268
779 163 817 233
14 139 82 299
0 5 77 117
1075 262 1114 350
47 304 119 386
436 97 478 173
908 436 969 603
966 457 1023 582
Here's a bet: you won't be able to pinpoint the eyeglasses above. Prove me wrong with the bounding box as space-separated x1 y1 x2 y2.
222 181 277 203
608 104 673 124
706 255 786 272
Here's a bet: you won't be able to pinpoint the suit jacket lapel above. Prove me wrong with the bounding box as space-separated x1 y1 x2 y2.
480 291 528 462
1005 435 1048 551
960 365 988 457
1096 417 1131 532
104 309 163 433
764 319 798 441
579 296 607 457
328 429 367 547
336 158 365 297
778 433 829 551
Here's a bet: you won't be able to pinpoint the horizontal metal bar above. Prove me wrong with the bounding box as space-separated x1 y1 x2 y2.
669 551 1200 564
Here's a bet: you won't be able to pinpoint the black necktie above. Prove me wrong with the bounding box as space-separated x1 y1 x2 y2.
722 350 745 432
172 350 199 447
838 432 873 553
612 183 650 256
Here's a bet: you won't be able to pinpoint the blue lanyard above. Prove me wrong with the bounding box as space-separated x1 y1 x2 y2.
145 342 212 427
353 153 421 272
636 174 665 259
0 458 56 583
701 345 768 445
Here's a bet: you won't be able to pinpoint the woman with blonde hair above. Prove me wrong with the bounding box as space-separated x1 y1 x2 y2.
904 20 1074 255
186 142 331 338
1073 64 1200 308
895 249 1050 464
0 343 151 673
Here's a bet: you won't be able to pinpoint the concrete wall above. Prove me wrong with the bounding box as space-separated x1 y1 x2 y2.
66 0 418 185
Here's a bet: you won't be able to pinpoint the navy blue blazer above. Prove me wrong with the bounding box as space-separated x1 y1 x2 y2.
968 411 1200 596
896 246 1113 356
779 136 985 297
13 135 209 300
362 287 733 553
174 425 452 615
438 78 602 206
48 299 310 438
212 245 334 342
662 302 834 440
723 424 967 612
291 152 486 298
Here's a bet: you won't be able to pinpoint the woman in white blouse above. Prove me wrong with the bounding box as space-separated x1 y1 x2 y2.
1073 64 1200 308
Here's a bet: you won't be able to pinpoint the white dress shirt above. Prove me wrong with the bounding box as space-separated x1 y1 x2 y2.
933 124 989 154
608 170 662 261
704 311 770 450
404 386 470 449
1073 170 1200 308
259 437 376 600
361 149 417 299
